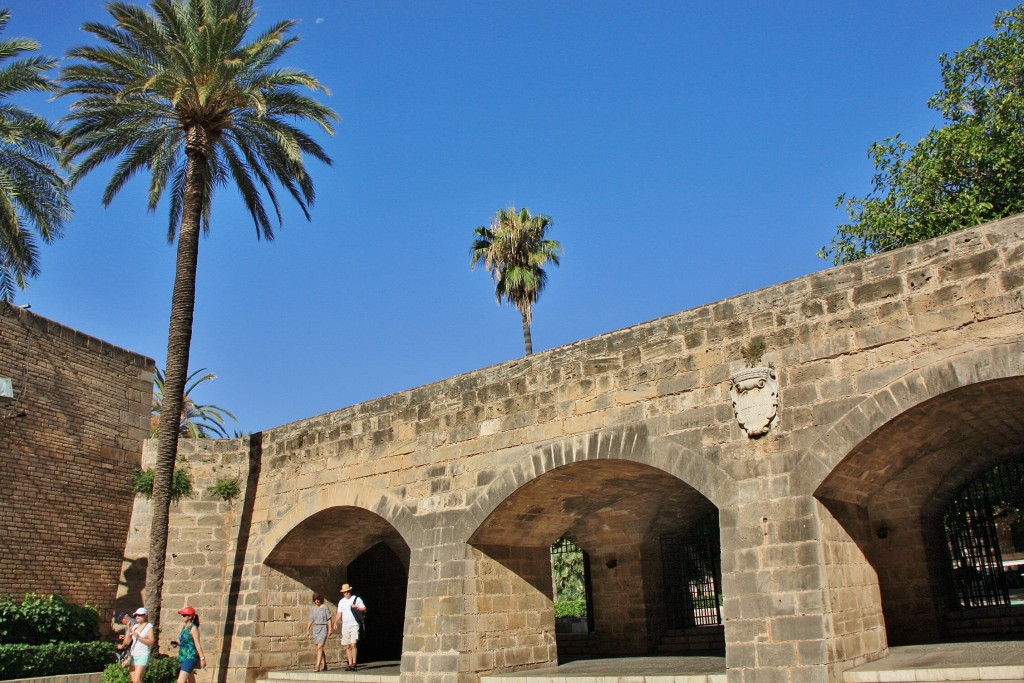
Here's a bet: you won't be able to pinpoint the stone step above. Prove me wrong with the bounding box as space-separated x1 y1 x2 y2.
482 676 726 683
843 666 1024 682
263 670 400 683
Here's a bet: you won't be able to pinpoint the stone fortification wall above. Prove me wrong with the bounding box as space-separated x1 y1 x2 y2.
0 302 153 619
137 214 1024 683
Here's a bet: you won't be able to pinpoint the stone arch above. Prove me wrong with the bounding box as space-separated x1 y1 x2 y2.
455 422 735 667
455 422 736 543
259 481 423 559
795 341 1024 495
809 342 1024 646
249 482 420 672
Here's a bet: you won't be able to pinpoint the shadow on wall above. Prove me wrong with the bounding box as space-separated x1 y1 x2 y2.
217 433 263 683
115 557 147 617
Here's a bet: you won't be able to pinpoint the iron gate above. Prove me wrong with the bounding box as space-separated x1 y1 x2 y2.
661 511 722 627
943 456 1024 608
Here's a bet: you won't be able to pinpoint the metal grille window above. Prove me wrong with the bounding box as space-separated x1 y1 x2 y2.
661 512 722 627
550 538 594 632
943 455 1024 608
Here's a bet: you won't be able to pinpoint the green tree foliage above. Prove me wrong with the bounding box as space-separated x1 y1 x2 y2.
552 546 586 603
150 368 237 439
470 206 563 355
0 9 71 302
822 5 1024 265
58 0 338 639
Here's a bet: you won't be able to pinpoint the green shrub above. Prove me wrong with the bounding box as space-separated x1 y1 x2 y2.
100 654 179 683
0 641 114 680
208 476 241 501
101 662 130 683
554 599 587 619
0 594 99 645
132 467 194 502
145 655 181 683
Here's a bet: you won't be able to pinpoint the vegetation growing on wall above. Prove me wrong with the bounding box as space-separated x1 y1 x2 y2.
131 467 194 503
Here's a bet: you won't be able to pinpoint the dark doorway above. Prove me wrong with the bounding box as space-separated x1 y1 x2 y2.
347 542 407 662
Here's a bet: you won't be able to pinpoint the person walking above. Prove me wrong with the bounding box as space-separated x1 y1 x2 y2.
307 593 333 671
335 584 366 671
129 608 155 683
112 612 134 666
175 606 206 683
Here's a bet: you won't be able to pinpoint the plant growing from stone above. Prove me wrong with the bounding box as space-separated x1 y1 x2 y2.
740 339 768 367
208 476 241 502
131 467 193 502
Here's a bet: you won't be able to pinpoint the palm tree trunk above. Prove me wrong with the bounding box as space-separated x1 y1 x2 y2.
145 128 209 646
521 310 533 356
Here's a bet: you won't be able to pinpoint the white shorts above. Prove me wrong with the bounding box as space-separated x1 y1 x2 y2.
340 623 360 645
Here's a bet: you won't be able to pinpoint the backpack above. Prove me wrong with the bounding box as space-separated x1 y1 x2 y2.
350 596 366 629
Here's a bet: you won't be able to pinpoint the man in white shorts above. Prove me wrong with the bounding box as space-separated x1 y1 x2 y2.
335 583 366 671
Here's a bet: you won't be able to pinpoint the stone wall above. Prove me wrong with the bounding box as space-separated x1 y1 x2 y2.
131 214 1024 683
0 302 153 620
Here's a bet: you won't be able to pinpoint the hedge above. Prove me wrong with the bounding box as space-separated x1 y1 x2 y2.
101 656 180 683
0 594 99 645
554 599 587 619
0 641 114 680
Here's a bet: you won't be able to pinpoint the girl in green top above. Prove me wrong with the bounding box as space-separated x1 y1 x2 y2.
175 607 205 683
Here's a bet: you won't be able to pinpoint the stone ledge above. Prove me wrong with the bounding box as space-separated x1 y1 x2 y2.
4 674 103 683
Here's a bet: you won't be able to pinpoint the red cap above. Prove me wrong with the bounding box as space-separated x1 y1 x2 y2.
178 606 197 616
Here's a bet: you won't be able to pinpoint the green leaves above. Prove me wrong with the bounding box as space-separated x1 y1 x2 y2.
470 206 563 355
151 367 238 438
58 0 339 241
131 466 194 502
0 642 115 679
0 594 99 646
208 475 241 501
100 655 180 683
0 9 70 302
823 4 1024 265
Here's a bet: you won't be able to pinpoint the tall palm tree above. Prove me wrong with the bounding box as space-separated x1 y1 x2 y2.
0 9 71 302
470 206 562 355
150 368 237 438
59 0 338 637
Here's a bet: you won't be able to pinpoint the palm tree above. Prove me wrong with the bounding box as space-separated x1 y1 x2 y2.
470 206 562 355
59 0 338 637
150 368 237 438
0 9 71 302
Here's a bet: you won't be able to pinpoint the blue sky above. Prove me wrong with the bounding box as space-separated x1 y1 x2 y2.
5 0 1012 434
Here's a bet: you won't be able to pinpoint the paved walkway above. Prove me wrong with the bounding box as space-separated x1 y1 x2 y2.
844 640 1024 682
264 641 1024 683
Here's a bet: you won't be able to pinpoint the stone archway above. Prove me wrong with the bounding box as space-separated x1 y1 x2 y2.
247 484 419 673
454 424 731 675
815 374 1024 644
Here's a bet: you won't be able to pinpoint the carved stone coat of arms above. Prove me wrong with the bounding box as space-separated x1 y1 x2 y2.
729 366 779 438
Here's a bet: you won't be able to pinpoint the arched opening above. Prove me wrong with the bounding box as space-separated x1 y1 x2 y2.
816 377 1024 645
256 506 410 670
467 459 722 668
348 541 408 662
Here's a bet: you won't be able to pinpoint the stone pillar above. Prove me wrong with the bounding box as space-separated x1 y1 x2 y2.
401 531 467 683
455 544 557 682
721 492 884 683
